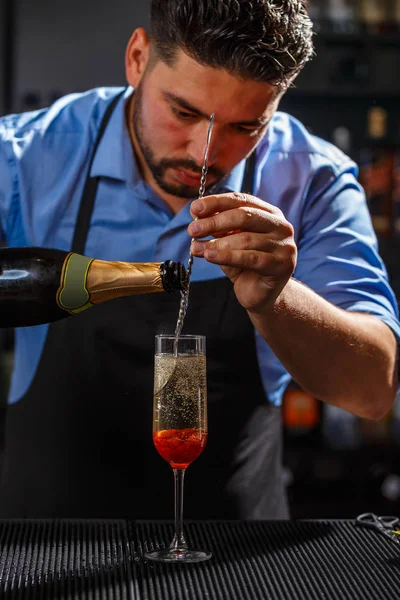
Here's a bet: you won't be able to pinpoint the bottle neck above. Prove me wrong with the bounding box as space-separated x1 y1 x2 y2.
87 260 164 305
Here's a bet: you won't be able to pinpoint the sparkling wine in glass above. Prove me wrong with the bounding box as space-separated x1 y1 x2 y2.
145 334 212 563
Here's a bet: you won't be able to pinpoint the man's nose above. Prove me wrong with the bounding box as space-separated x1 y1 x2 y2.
186 122 219 167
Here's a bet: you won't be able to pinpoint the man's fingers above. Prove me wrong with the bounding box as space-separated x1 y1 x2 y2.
202 247 281 273
188 206 285 238
191 232 284 255
190 193 281 219
191 238 296 275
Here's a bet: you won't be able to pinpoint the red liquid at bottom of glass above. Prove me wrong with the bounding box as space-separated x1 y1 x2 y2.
153 428 207 469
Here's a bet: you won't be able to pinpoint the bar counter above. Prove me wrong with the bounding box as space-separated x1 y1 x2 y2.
0 519 399 598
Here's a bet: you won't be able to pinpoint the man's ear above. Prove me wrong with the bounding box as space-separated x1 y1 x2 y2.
125 28 150 87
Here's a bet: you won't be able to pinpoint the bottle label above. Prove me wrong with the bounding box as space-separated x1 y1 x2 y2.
56 252 94 314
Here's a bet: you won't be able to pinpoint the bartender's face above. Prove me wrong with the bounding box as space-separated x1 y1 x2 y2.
125 29 281 201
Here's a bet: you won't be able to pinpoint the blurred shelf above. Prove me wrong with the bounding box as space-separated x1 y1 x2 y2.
285 89 400 99
284 27 400 99
317 33 400 45
312 25 400 45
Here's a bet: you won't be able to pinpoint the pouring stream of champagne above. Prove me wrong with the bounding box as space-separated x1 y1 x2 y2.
174 114 215 342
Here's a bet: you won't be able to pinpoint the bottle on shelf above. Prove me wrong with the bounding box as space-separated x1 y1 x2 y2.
0 247 187 328
359 106 396 240
326 0 360 33
282 382 321 447
358 0 393 34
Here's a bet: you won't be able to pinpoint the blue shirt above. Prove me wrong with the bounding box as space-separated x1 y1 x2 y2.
0 86 399 406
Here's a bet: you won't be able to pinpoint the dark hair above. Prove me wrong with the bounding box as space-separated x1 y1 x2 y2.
150 0 314 89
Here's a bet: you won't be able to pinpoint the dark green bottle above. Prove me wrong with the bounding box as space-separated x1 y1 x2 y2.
0 247 187 327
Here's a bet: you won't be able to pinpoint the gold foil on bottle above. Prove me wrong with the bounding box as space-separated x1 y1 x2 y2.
87 260 163 304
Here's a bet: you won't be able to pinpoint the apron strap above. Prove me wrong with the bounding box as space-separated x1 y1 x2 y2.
241 150 256 194
72 89 126 254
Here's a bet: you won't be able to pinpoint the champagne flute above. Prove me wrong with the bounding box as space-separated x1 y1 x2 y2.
145 334 212 563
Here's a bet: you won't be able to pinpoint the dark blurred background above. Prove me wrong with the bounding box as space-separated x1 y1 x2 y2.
1 0 400 519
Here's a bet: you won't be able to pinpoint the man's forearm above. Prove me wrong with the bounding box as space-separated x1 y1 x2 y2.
249 278 398 420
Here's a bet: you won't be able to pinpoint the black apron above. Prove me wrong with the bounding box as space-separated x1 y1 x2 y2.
0 93 289 520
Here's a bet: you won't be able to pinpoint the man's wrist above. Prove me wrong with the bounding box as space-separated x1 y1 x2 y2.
247 277 295 322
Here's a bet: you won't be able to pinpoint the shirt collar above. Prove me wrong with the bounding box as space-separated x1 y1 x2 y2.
214 159 246 194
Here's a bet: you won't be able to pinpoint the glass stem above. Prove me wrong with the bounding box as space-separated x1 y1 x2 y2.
170 468 187 552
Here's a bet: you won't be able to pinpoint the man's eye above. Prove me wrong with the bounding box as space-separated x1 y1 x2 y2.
234 125 261 135
172 107 196 120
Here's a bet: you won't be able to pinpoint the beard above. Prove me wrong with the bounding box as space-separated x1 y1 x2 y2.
132 83 226 199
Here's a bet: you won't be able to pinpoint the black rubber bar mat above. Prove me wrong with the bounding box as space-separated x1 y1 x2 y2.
0 519 133 599
0 519 399 598
132 520 400 600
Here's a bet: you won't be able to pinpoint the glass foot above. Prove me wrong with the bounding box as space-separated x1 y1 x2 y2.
145 548 212 563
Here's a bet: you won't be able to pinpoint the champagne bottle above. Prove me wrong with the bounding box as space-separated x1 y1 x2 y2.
0 247 187 328
359 107 396 239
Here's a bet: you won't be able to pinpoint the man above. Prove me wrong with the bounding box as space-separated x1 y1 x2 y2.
0 0 398 519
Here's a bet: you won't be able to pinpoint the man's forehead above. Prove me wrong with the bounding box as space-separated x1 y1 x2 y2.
152 51 279 121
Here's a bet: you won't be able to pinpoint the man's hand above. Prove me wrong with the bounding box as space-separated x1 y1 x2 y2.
189 192 297 313
189 193 398 420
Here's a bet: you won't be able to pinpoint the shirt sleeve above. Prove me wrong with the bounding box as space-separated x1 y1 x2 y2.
293 156 400 343
0 121 14 242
